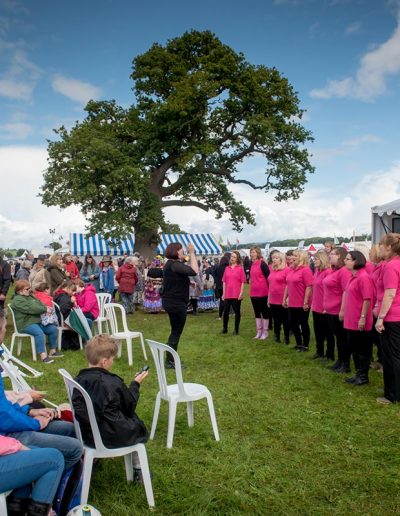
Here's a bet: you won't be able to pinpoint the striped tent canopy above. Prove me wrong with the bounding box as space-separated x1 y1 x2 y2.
157 233 221 255
70 232 221 256
70 233 135 257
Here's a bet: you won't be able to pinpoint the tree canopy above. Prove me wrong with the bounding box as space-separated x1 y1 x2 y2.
41 30 314 256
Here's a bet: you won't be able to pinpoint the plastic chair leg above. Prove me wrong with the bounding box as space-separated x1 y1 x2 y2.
206 393 220 442
80 451 94 505
17 337 22 356
124 453 133 482
187 401 194 427
10 334 16 355
57 330 62 351
126 338 133 367
117 341 122 358
78 335 83 350
139 333 147 361
136 444 155 508
150 393 161 440
30 337 37 362
167 401 177 449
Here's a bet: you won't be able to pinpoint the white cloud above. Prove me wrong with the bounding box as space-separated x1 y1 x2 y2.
342 134 382 147
0 122 32 139
310 15 400 100
345 21 362 36
0 77 32 100
52 74 102 104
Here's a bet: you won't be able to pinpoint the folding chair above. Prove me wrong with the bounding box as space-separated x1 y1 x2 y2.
146 339 220 449
59 368 154 508
1 343 43 378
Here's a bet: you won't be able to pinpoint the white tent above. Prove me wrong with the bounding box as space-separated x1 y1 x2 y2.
371 199 400 243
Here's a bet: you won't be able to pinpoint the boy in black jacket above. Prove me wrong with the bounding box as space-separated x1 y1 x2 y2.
73 335 149 481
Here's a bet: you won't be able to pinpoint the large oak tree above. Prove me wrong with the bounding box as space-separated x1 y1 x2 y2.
41 30 314 256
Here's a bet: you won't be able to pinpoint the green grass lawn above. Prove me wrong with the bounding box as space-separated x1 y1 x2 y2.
3 291 400 515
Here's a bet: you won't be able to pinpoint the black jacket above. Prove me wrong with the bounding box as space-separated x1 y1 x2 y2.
73 367 148 448
0 260 11 296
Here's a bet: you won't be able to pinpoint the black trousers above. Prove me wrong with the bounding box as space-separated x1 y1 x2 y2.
288 307 310 347
250 296 269 319
326 313 350 364
371 316 383 363
162 301 188 362
223 299 242 333
312 311 335 358
346 329 373 374
270 304 289 340
381 321 400 402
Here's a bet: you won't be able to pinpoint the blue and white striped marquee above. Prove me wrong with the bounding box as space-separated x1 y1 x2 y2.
70 233 221 256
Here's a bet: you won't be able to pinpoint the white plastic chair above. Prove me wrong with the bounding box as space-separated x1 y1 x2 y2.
0 343 43 378
104 303 147 366
0 357 57 408
58 368 155 508
94 293 111 335
0 491 11 515
146 339 220 449
54 302 83 351
8 305 37 361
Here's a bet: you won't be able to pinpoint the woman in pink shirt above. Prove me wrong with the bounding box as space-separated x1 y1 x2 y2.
311 250 334 360
369 244 385 372
323 247 352 373
341 251 374 385
249 246 270 340
375 233 400 404
221 251 246 335
269 252 290 344
283 250 313 352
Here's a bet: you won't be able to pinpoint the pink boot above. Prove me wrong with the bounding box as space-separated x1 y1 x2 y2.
259 319 269 340
253 318 263 339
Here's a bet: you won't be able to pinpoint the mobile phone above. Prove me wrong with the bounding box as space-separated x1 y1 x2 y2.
140 365 150 373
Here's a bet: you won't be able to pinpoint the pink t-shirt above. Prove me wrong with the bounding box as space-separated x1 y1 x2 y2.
378 256 400 322
343 268 374 331
322 266 352 315
249 259 269 297
222 265 246 299
268 267 290 305
286 266 313 308
371 261 384 311
311 268 332 313
365 262 375 275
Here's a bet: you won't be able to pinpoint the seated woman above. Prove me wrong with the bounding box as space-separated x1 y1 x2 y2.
10 280 59 363
0 435 64 516
54 280 80 351
75 279 99 329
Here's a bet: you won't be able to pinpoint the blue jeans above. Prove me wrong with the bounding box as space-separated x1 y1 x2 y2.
0 447 64 503
21 323 58 354
7 420 83 470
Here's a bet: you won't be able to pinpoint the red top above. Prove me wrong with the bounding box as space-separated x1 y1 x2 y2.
322 266 352 315
343 268 374 330
311 268 331 313
222 265 246 299
65 261 80 280
249 259 269 297
115 263 138 294
268 267 290 305
378 256 400 322
286 265 313 308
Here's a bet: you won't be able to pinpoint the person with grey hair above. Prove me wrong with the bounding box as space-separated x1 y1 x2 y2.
15 261 32 281
115 256 138 314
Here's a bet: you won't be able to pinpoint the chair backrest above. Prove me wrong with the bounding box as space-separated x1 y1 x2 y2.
95 293 112 318
146 340 187 398
104 303 128 334
59 368 108 452
0 358 31 391
7 305 18 332
53 301 64 326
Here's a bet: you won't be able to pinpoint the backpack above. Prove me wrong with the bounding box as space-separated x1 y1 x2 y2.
53 459 84 516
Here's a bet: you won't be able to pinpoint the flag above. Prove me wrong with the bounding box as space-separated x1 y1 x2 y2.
65 308 93 341
236 238 240 244
218 235 224 245
298 240 305 249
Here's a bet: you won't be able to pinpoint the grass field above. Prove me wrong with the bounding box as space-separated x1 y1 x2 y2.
3 291 400 515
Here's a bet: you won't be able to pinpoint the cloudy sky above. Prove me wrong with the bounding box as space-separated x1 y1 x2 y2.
1 0 400 249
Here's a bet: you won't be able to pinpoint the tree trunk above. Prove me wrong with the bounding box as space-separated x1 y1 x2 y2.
134 229 160 259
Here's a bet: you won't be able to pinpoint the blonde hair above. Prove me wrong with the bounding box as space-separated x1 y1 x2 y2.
49 254 63 267
354 242 370 261
250 246 262 259
314 250 330 270
85 335 118 365
379 233 400 256
271 252 286 270
293 250 309 266
369 244 382 264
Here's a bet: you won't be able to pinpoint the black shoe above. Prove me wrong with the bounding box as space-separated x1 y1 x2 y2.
284 337 290 345
298 346 309 353
233 329 239 336
335 364 351 373
352 376 369 386
345 375 358 384
165 361 175 369
274 334 281 343
330 360 342 371
311 353 323 359
220 329 228 334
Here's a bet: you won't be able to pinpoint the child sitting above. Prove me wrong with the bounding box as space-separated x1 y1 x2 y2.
33 282 59 327
73 335 149 481
75 279 99 329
